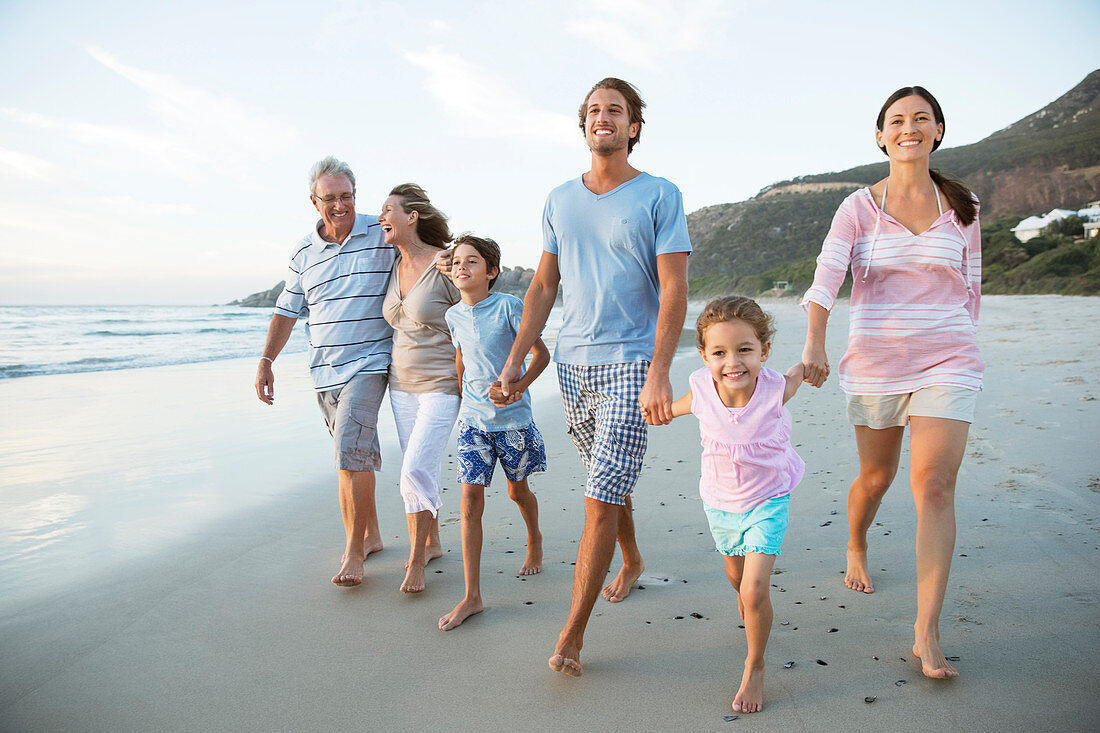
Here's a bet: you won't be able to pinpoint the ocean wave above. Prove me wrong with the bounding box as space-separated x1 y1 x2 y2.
85 330 178 337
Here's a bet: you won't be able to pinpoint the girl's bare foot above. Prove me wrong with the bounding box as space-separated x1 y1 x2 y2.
844 546 874 593
732 663 765 713
400 562 426 593
520 535 543 575
913 640 959 679
601 560 644 602
439 597 485 630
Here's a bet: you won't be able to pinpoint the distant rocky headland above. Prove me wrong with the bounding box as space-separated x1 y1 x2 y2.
227 266 536 308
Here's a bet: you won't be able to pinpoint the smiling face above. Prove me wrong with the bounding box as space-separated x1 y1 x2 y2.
311 174 356 243
876 94 943 161
377 194 416 246
699 318 770 407
450 242 498 303
583 88 639 156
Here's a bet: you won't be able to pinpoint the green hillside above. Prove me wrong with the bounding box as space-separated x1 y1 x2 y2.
688 70 1100 298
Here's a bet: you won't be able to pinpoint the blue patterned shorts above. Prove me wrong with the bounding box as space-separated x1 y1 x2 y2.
557 362 649 506
456 421 547 486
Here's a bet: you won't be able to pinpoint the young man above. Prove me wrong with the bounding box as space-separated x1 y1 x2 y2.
499 78 692 676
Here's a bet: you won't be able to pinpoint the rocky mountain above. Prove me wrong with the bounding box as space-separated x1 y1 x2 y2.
688 70 1100 296
228 266 536 308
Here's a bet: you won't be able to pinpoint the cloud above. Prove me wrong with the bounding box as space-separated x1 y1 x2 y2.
403 47 578 146
565 0 735 70
0 147 59 182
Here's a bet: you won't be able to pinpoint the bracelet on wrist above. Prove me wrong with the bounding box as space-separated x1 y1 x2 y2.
259 356 274 363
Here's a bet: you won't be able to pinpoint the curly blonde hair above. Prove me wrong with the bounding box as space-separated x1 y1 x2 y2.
695 295 775 350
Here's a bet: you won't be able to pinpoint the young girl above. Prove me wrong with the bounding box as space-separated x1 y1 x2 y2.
657 295 806 715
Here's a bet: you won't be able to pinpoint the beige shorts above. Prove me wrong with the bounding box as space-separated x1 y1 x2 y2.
317 371 388 471
846 385 978 429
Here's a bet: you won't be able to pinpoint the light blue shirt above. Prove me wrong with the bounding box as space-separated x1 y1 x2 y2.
445 291 534 431
274 214 394 391
543 172 692 366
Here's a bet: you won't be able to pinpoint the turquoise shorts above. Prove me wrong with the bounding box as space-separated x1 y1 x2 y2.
703 494 790 557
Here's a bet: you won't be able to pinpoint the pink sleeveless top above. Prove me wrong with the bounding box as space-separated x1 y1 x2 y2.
689 366 805 513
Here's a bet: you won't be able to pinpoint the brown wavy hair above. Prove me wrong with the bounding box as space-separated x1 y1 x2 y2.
388 183 453 249
695 295 775 350
451 233 501 290
577 78 646 154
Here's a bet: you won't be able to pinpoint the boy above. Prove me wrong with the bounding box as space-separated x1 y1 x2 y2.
439 234 551 631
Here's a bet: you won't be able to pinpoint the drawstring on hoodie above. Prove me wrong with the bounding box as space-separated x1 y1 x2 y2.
862 180 970 293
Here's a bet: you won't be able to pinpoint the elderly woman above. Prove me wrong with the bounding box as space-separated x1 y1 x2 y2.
379 183 461 593
801 86 983 679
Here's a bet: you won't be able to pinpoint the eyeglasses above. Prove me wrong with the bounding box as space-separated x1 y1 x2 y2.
312 193 355 205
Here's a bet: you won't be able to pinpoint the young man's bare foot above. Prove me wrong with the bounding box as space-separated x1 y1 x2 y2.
731 663 765 713
331 554 364 587
519 535 543 575
548 639 583 677
400 562 426 593
601 561 644 602
439 597 485 630
844 546 874 593
913 639 959 679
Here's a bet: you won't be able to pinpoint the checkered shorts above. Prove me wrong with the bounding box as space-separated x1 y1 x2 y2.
557 362 649 506
456 421 547 486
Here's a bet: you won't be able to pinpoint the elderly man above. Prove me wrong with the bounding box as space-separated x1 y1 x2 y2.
499 78 692 675
255 156 394 587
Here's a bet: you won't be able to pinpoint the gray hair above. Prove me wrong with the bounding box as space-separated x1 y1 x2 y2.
308 156 356 196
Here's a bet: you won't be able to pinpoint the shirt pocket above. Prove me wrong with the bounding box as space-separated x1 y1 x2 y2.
610 217 638 249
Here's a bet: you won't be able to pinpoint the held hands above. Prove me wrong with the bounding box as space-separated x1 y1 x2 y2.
255 361 275 404
639 374 674 425
801 342 830 388
488 380 523 408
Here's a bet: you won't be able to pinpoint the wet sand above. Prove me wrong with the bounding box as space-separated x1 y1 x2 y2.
1 295 1098 731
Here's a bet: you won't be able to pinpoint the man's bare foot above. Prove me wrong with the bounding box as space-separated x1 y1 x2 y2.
343 539 383 565
400 562 426 593
601 561 644 602
331 554 364 587
844 546 874 593
439 598 485 630
548 643 583 677
520 536 543 575
732 664 765 713
405 544 443 569
913 640 959 679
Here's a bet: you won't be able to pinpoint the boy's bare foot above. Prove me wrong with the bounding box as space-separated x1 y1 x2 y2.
439 598 485 630
844 546 874 593
732 664 765 713
601 561 644 602
520 535 543 575
400 562 426 593
331 554 364 587
913 640 959 679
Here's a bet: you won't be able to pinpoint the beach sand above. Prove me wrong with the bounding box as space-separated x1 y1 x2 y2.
1 295 1098 731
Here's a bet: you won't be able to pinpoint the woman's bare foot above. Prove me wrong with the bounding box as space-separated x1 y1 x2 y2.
331 553 364 587
601 560 644 602
520 535 543 575
400 562 426 593
913 640 959 679
439 597 485 630
844 546 874 593
732 663 765 713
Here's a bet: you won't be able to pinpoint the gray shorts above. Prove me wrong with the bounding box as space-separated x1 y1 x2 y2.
317 371 387 471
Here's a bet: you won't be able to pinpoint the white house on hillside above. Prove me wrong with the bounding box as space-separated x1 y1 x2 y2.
1011 207 1095 242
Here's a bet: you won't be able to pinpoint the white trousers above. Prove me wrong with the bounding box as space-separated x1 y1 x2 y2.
389 389 460 516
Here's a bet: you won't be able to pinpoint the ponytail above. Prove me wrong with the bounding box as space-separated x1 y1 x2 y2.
930 169 977 226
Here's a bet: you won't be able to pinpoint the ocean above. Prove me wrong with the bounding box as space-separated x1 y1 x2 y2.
0 305 310 379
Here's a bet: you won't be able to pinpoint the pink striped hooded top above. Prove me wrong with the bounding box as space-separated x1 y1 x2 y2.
801 187 984 395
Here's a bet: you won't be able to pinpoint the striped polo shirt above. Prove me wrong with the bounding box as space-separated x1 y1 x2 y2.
274 214 394 392
801 188 984 395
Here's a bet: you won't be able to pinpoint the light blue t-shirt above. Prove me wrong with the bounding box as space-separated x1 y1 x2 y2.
445 291 534 431
543 172 692 366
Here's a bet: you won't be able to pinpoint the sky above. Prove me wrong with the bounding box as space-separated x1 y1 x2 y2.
1 0 1097 305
